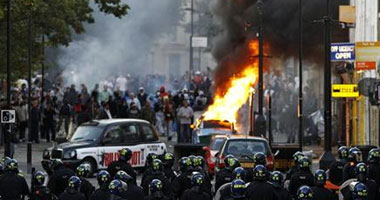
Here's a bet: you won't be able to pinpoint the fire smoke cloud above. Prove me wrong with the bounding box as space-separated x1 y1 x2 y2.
210 0 349 93
57 0 182 87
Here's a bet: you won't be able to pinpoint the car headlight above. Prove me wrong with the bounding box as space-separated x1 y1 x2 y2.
63 150 77 159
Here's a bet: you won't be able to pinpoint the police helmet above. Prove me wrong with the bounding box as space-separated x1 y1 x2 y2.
338 146 349 160
225 156 240 171
355 163 368 183
115 170 134 184
109 179 127 196
191 172 204 187
352 182 368 200
193 156 205 169
314 169 327 186
252 165 267 181
76 163 91 178
253 152 267 166
149 179 164 194
152 159 164 174
297 186 313 200
368 148 380 164
33 171 46 186
67 176 81 192
163 152 175 167
293 151 305 164
146 153 158 167
97 170 111 186
119 148 132 162
1 157 11 165
349 147 362 162
298 157 311 170
233 167 246 180
231 179 246 199
269 171 283 187
5 159 18 172
179 157 193 173
51 159 64 171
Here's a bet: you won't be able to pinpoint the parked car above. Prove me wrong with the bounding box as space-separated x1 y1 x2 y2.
43 119 167 175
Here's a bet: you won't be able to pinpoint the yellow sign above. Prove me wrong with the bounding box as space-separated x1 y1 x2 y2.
339 6 356 24
356 42 380 62
332 84 359 98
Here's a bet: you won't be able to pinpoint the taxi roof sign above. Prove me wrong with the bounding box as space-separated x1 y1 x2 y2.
332 84 359 98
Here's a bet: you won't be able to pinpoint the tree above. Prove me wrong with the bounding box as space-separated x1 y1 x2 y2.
0 0 129 80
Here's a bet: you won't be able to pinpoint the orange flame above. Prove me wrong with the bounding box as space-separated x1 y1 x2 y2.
202 67 258 123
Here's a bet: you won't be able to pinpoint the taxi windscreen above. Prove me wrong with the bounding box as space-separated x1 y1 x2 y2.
70 126 103 142
224 139 269 157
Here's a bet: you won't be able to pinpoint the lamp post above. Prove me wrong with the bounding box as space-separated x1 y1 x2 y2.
254 0 267 137
298 0 303 151
4 0 12 157
189 0 194 82
319 0 335 170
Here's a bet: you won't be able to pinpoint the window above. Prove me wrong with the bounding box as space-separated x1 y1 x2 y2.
120 124 140 143
224 139 269 157
140 124 158 141
103 125 123 145
70 126 103 142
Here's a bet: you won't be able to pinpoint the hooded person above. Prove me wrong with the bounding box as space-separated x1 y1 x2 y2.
57 176 86 200
180 172 211 200
144 179 171 200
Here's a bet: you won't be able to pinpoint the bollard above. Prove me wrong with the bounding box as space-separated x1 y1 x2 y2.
27 142 32 174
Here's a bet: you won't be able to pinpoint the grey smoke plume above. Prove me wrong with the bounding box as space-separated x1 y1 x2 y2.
210 0 349 91
58 0 182 86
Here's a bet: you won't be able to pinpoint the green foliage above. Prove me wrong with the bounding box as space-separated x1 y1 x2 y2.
0 0 129 80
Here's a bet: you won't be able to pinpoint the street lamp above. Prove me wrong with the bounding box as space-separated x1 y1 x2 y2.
189 0 194 83
254 0 267 137
298 0 303 151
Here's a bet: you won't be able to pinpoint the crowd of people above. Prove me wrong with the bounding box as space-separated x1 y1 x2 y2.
2 71 212 146
0 145 379 200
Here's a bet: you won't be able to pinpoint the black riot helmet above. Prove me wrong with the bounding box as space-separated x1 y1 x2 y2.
152 159 164 175
163 152 175 168
33 171 46 186
269 171 284 188
253 152 267 166
231 179 246 199
51 159 64 171
338 146 349 160
233 167 247 181
119 148 132 162
67 176 81 193
349 147 362 163
352 182 368 200
293 151 305 164
297 186 313 200
109 179 127 196
149 179 164 196
76 163 91 178
97 170 111 187
115 170 134 184
146 153 158 167
368 148 380 164
5 159 18 173
298 157 311 170
252 165 267 181
355 162 368 183
314 169 327 186
179 157 193 173
225 156 240 171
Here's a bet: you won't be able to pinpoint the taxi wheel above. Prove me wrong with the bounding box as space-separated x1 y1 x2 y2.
81 158 97 178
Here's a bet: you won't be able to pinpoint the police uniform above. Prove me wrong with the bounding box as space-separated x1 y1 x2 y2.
0 173 30 200
48 167 75 196
246 181 277 200
288 170 314 197
328 160 346 185
79 178 95 200
57 190 86 200
342 162 357 182
311 186 334 200
121 184 145 200
368 162 380 186
180 188 211 200
272 184 290 200
215 169 234 192
141 174 172 197
89 187 109 200
30 186 57 200
107 160 137 182
341 180 380 200
172 171 193 199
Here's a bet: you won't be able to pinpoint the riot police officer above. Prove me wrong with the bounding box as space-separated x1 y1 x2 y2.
0 159 30 200
245 165 277 200
30 171 57 200
76 164 95 200
215 167 247 200
192 156 212 196
114 170 144 200
341 163 379 200
367 148 380 185
42 151 53 176
144 179 171 200
269 171 290 200
172 157 194 199
180 172 211 200
296 186 313 200
288 157 314 197
286 151 304 180
352 182 368 200
311 169 334 200
215 155 240 191
329 146 349 186
162 153 176 183
90 170 110 200
343 147 362 182
107 148 136 181
245 152 267 182
58 176 86 200
141 159 172 197
108 180 128 200
48 159 75 196
220 179 247 200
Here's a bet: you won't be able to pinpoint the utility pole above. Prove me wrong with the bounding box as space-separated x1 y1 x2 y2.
254 0 267 137
319 0 335 170
4 0 12 157
28 10 32 142
298 0 303 151
189 0 194 82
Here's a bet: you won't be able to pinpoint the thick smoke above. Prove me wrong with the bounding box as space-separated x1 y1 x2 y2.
210 0 349 93
58 0 182 86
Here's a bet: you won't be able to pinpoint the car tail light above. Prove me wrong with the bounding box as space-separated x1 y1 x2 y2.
267 154 274 170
